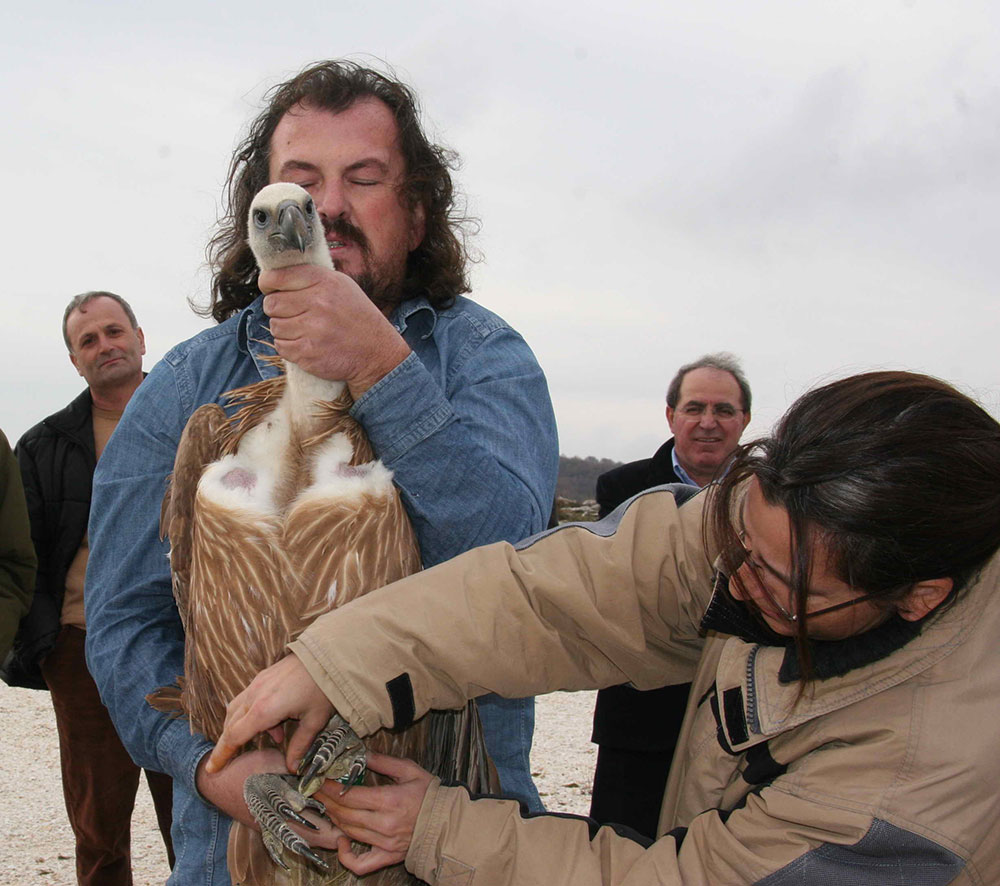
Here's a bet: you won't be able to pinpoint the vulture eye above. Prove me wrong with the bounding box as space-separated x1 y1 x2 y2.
253 209 269 227
304 199 315 216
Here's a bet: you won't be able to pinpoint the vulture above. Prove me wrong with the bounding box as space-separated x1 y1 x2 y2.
150 182 496 886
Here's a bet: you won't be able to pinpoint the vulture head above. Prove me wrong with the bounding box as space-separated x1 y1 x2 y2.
247 182 332 271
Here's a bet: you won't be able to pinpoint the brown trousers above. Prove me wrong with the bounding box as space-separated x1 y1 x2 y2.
40 626 175 886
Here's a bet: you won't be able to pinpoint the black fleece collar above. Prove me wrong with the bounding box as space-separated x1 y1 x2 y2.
700 573 925 684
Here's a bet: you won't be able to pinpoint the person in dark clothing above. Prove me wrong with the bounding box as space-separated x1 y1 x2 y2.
3 292 174 886
590 352 751 837
0 428 35 662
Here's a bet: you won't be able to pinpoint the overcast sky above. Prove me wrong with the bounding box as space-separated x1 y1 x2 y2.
3 1 997 464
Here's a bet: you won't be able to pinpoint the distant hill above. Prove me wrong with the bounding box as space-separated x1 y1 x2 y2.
556 454 624 503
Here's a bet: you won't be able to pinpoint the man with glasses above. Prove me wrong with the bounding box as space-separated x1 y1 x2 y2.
597 352 752 506
589 352 751 837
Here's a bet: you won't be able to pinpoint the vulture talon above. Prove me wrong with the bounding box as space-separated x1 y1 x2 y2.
342 759 366 794
296 713 367 797
243 772 330 872
297 737 328 786
243 717 366 872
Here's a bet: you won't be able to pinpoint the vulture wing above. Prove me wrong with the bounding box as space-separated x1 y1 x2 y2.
148 403 230 715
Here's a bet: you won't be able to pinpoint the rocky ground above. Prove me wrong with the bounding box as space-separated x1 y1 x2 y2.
0 684 596 885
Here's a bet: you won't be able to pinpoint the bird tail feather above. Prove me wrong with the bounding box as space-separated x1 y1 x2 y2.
146 678 186 717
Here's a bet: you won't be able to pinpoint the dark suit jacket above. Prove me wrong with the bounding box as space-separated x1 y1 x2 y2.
595 439 682 519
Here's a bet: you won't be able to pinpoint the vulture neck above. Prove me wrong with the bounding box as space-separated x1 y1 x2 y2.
283 362 347 435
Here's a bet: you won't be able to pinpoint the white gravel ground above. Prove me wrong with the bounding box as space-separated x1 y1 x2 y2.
0 684 596 885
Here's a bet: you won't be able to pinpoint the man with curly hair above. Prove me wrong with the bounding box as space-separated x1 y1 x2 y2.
85 60 558 885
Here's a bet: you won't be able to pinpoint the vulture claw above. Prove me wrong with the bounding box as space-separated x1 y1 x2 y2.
241 716 367 872
297 713 367 797
243 772 331 872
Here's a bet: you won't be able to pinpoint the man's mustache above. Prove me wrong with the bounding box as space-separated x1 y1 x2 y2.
324 217 371 256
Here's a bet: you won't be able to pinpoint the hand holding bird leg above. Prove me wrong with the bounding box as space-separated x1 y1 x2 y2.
316 751 433 876
242 714 368 872
197 746 342 854
242 773 336 872
196 747 292 829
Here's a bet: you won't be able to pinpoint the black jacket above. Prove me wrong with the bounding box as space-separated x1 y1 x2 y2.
2 389 95 689
592 438 695 751
595 438 684 520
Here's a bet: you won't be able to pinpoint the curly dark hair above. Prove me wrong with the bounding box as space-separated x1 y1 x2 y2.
202 60 475 323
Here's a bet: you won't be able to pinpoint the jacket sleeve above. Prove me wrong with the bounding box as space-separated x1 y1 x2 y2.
404 774 964 886
84 364 214 789
0 430 36 661
350 327 558 564
291 488 713 738
408 779 684 885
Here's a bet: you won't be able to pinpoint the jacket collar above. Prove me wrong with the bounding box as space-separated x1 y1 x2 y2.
44 387 94 434
649 438 679 483
702 561 994 752
41 388 96 460
43 374 147 456
392 295 437 339
701 574 925 682
236 296 280 380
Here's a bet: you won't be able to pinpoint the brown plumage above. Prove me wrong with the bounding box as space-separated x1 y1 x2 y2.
150 183 496 886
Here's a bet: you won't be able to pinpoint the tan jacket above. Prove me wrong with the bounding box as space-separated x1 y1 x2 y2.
292 487 996 884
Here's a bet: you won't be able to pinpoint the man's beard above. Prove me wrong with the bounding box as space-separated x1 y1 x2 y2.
326 217 408 313
352 269 406 313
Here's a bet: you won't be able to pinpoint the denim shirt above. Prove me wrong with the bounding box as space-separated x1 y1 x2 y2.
85 292 558 884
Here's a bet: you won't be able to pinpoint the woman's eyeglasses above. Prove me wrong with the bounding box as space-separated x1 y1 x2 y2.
734 528 881 623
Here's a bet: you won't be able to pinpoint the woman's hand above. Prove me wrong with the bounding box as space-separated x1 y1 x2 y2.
206 653 334 775
316 751 433 875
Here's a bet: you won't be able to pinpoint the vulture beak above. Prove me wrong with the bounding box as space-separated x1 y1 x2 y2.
274 200 310 253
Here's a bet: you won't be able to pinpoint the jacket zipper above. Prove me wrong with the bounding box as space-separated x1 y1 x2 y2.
744 645 761 734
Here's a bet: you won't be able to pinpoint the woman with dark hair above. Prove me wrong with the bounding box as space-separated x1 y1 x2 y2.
208 370 1000 884
712 370 997 681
